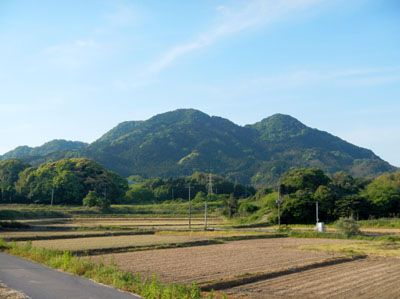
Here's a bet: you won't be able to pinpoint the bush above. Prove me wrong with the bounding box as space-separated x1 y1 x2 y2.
238 202 259 216
335 217 361 237
83 191 110 211
83 191 99 207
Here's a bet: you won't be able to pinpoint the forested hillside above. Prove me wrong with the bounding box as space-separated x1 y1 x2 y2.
1 109 395 185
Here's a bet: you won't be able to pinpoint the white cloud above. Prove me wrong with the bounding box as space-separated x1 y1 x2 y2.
147 0 323 75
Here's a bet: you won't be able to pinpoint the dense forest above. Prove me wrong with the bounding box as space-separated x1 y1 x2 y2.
0 158 127 205
1 109 395 186
0 157 399 223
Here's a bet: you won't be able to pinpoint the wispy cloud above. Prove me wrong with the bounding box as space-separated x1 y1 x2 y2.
146 0 323 75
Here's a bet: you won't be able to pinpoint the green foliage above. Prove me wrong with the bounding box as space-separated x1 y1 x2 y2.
335 217 361 237
75 109 394 186
126 185 155 203
0 159 29 203
281 168 331 193
223 194 238 218
83 191 100 207
364 172 400 216
15 158 128 205
238 202 259 216
83 191 110 211
1 140 87 161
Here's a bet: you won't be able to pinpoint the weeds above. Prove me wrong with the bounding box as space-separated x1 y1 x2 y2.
0 240 215 299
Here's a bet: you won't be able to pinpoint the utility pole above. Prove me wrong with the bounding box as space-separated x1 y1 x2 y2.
205 173 212 230
316 201 319 224
275 183 283 227
51 188 54 206
186 184 192 230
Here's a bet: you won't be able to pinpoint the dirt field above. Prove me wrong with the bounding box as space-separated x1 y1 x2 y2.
24 217 226 229
19 234 206 251
19 231 268 251
91 238 352 285
227 257 400 299
0 230 137 240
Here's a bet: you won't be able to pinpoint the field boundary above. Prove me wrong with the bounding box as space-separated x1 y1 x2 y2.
73 233 286 256
2 230 156 242
199 255 367 291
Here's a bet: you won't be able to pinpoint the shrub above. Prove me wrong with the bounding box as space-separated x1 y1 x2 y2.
83 191 99 207
238 202 259 216
335 217 361 237
83 191 110 211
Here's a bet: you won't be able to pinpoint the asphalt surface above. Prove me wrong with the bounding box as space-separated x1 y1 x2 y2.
0 252 141 299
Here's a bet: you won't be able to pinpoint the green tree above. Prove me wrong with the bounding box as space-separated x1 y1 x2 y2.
16 158 128 205
0 159 29 203
126 185 155 203
364 172 400 217
83 191 110 211
223 193 238 218
281 168 331 194
83 191 99 207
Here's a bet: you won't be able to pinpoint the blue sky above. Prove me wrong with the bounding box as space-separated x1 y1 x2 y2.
0 0 399 166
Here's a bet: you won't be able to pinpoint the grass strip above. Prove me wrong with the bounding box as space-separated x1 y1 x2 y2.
199 255 366 292
0 239 219 299
287 230 400 242
2 230 155 242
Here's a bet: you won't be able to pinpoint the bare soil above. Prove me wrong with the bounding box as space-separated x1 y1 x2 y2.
92 238 352 285
227 257 400 299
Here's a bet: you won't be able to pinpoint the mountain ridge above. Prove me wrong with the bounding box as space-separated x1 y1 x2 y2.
1 109 395 185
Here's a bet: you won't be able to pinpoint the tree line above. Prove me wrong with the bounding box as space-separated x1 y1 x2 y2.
0 159 255 206
1 158 399 222
259 168 400 223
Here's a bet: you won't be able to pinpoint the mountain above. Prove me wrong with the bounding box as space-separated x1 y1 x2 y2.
83 109 395 185
2 109 395 185
0 140 88 163
83 109 265 183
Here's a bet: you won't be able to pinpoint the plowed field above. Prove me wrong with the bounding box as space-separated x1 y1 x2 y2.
92 238 351 284
227 257 400 299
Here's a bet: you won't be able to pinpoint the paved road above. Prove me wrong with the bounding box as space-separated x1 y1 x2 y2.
0 253 141 299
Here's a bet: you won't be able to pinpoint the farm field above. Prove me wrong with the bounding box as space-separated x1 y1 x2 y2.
90 238 352 285
227 257 400 299
17 216 227 230
17 230 270 252
0 229 153 241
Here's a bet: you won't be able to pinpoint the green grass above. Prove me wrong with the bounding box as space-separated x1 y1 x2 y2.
286 229 400 242
358 218 400 228
0 240 219 299
0 202 223 220
300 239 400 258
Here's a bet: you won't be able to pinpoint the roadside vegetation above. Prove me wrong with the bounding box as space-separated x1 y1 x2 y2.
0 240 219 299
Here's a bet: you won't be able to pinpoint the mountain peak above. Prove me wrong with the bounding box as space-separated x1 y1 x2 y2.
149 108 210 125
250 113 307 141
0 139 87 160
